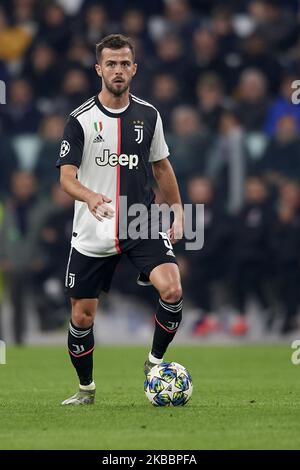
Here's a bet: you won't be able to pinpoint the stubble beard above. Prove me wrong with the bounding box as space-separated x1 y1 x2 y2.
105 79 130 97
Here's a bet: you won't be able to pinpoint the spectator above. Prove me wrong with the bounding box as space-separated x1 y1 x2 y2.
121 9 154 56
149 0 199 48
33 183 74 330
65 36 98 92
271 181 300 333
150 73 181 131
210 6 238 55
230 176 273 335
153 33 189 100
13 0 38 34
34 114 65 193
36 2 71 53
22 43 60 100
207 109 247 214
0 78 42 135
236 68 270 132
248 0 296 51
83 4 113 47
54 67 91 115
191 28 235 92
66 36 94 70
166 106 213 195
240 31 282 94
186 176 231 335
0 6 33 62
264 74 300 136
0 171 52 343
195 72 228 132
260 115 300 186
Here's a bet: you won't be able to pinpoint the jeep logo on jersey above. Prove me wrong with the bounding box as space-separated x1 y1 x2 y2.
96 150 138 169
134 120 144 144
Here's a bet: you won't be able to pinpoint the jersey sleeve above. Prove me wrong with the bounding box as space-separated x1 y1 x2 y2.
149 111 170 163
56 115 84 168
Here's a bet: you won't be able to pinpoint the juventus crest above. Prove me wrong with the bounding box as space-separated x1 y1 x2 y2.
133 120 144 144
68 273 75 288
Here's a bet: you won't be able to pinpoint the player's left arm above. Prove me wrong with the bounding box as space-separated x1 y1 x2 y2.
149 111 183 244
152 158 184 244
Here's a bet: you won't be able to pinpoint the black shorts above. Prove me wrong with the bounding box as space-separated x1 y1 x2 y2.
65 234 178 299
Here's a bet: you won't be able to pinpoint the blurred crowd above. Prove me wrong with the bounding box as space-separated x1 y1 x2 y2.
1 0 300 343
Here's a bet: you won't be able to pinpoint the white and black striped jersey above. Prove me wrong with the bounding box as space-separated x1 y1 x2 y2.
56 94 169 257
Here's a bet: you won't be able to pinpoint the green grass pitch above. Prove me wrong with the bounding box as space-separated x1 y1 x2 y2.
0 345 300 450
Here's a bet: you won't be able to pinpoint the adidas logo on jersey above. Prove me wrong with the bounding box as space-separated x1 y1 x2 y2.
93 134 104 143
96 149 139 169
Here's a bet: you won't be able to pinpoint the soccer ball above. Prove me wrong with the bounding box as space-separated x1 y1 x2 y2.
144 362 193 406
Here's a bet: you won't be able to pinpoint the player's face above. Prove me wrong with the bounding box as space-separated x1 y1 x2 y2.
96 48 137 97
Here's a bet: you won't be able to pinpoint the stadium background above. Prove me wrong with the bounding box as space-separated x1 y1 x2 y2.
1 0 300 345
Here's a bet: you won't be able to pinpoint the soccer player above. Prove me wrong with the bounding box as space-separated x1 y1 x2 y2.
57 34 184 405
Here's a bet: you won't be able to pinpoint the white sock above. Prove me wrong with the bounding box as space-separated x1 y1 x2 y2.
79 381 96 391
149 352 163 364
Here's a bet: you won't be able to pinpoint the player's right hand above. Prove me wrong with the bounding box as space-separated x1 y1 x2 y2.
87 193 115 222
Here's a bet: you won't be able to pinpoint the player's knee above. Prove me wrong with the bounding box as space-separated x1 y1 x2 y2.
72 310 93 328
160 283 183 304
71 301 95 328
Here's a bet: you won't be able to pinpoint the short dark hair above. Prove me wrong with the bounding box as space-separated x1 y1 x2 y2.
96 34 135 63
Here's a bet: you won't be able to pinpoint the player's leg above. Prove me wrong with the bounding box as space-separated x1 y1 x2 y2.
62 298 98 405
69 298 97 384
146 263 182 367
126 233 182 374
61 248 121 405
